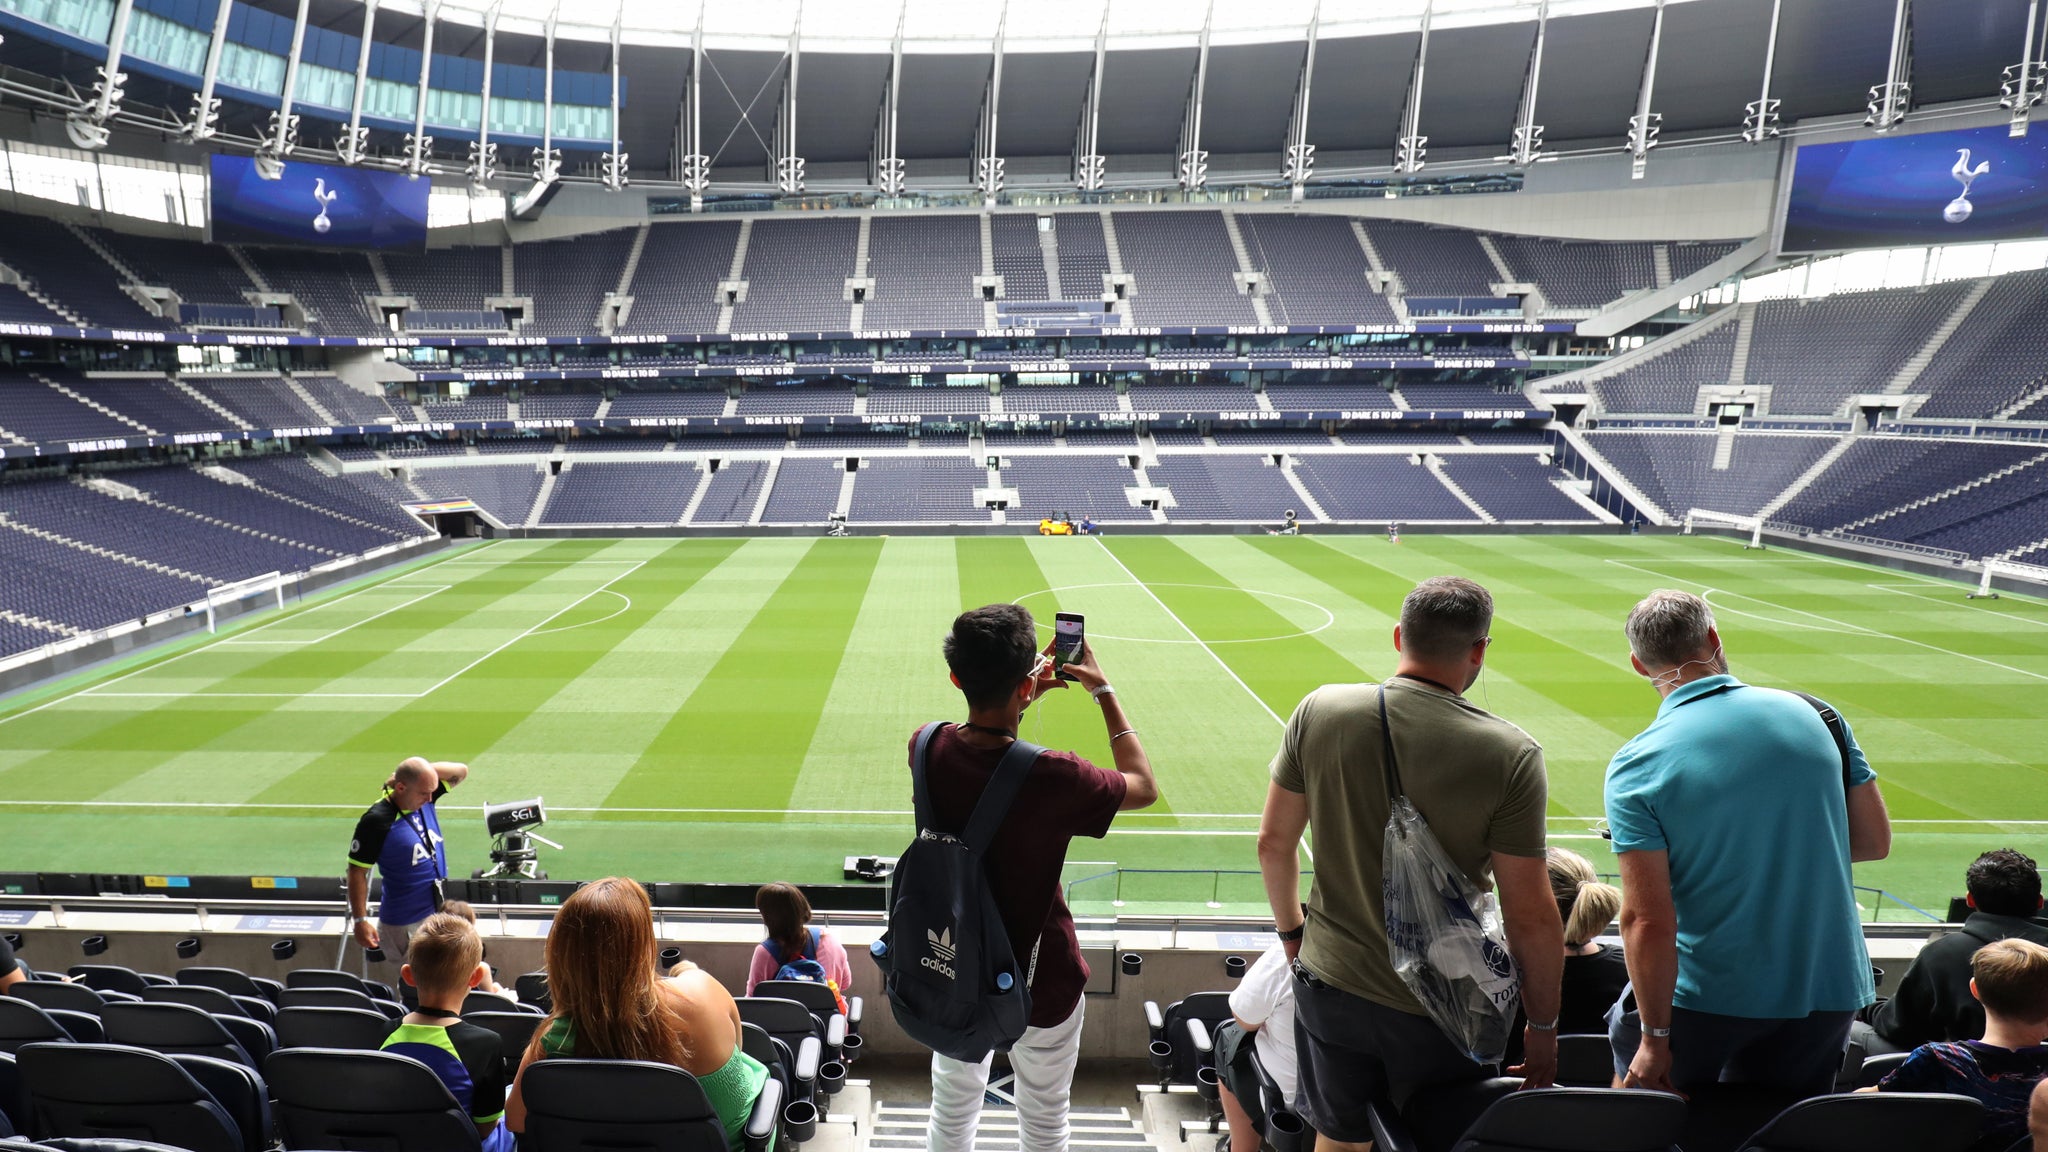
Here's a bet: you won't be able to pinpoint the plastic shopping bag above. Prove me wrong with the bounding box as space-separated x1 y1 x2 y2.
1381 794 1521 1065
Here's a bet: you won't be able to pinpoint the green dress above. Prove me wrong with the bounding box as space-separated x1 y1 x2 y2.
540 1017 772 1151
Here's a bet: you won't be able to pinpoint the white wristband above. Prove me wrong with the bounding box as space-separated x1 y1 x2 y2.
1090 683 1116 699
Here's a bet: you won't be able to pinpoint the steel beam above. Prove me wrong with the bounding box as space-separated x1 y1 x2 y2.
679 0 709 204
601 12 627 190
468 4 499 188
1626 0 1665 178
871 1 905 196
1283 2 1319 196
2002 0 2046 136
1865 0 1912 131
533 5 561 185
1508 0 1548 167
1177 0 1213 191
256 0 312 174
973 3 1008 206
1742 0 1782 143
404 0 440 178
1395 2 1431 174
1072 4 1108 191
770 4 804 194
68 0 134 149
184 0 235 143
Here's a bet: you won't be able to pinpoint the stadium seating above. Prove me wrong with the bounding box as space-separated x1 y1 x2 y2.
1586 431 1835 518
1439 456 1597 522
731 218 858 332
864 216 981 329
87 228 258 311
1238 214 1398 326
622 221 741 334
609 391 731 417
383 245 502 313
1151 456 1302 522
846 458 988 524
1292 456 1476 522
521 1057 781 1152
186 377 320 428
0 370 148 442
1669 240 1743 280
1052 213 1112 303
990 214 1050 301
267 1047 482 1152
1595 325 1736 414
1362 221 1500 298
1493 237 1659 308
761 459 844 524
1745 282 1971 415
1114 211 1257 327
1907 270 2048 418
513 228 638 336
240 247 382 336
540 461 701 525
0 211 167 329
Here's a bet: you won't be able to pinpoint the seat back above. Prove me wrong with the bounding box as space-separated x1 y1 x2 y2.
0 1051 20 1137
7 984 107 1017
42 1014 100 1045
265 1046 482 1152
99 1003 251 1069
212 1017 274 1066
1556 1034 1617 1088
1736 1092 1987 1152
754 980 840 1019
515 972 551 1012
279 986 400 1019
175 969 264 1002
17 1042 241 1152
63 969 150 998
465 1011 542 1082
741 1023 796 1101
138 986 243 1018
1159 992 1235 1083
1853 1051 1911 1089
464 991 536 1016
521 1058 729 1152
283 968 369 994
736 997 823 1056
273 1006 395 1051
1453 1087 1687 1152
0 1000 73 1054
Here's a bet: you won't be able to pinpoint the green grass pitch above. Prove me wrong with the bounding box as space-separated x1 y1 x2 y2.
1 533 2043 922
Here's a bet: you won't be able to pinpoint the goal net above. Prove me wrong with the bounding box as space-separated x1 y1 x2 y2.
1682 508 1766 550
1969 558 2048 600
203 571 285 632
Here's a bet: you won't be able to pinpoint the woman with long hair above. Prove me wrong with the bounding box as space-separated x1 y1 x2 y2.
1549 847 1629 1034
746 881 853 996
504 877 768 1150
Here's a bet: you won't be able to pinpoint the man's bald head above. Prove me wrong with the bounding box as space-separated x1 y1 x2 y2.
394 757 435 786
388 757 439 811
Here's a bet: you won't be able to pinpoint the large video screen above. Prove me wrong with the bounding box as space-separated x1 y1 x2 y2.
1781 124 2048 254
207 154 430 251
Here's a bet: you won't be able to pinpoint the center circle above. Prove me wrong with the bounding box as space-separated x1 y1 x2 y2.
1012 583 1337 645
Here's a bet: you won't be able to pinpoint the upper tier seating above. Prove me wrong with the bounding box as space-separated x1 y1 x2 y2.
1000 385 1118 412
520 394 604 419
609 391 729 418
1114 211 1256 327
295 376 399 424
1053 214 1111 303
1263 383 1396 410
867 387 990 416
731 219 858 332
1211 428 1335 446
991 214 1050 301
87 228 256 307
1908 270 2048 419
540 460 701 525
1128 383 1258 411
188 378 320 429
1745 282 1971 415
1238 214 1398 327
1586 431 1835 518
1493 237 1658 308
1293 456 1475 521
846 457 989 523
1669 240 1743 280
514 228 638 337
241 247 382 336
1595 324 1736 414
736 388 854 417
1361 221 1499 298
0 370 151 442
0 283 68 325
1439 456 1598 522
0 210 166 329
1398 383 1534 410
58 375 226 435
864 216 981 329
382 245 502 312
622 221 741 335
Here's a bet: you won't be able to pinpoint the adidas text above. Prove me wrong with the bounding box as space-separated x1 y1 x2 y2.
920 955 957 979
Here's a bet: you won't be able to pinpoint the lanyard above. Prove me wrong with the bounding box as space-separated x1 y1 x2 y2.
404 807 439 872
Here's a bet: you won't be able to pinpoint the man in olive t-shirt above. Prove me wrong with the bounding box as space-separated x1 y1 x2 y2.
1257 576 1563 1150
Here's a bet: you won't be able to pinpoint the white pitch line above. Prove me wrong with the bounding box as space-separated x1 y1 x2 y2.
79 692 423 699
1865 581 2048 629
219 585 451 646
1092 538 1284 725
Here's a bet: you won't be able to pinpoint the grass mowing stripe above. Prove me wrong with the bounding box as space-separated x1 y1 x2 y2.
600 538 885 813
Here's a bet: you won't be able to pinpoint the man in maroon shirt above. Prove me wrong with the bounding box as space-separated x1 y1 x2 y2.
920 603 1160 1152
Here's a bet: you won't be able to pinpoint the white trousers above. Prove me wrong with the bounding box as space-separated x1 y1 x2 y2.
927 998 1087 1152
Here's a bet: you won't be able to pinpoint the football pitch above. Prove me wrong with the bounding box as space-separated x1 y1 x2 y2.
2 532 2044 922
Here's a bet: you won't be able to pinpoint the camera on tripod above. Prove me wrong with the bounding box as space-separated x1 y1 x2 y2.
474 798 562 880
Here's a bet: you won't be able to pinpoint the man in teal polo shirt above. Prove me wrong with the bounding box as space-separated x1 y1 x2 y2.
1605 589 1892 1098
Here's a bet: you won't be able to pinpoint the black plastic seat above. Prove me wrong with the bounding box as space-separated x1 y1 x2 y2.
4 1139 202 1151
1557 1033 1617 1087
278 986 403 1020
17 1042 253 1152
0 1051 20 1137
521 1057 782 1152
98 1003 252 1069
267 1046 483 1151
1247 1045 1313 1152
754 980 862 1036
7 984 110 1018
211 1016 275 1067
140 985 244 1018
464 991 541 1016
737 997 845 1067
1371 1081 1686 1152
273 1006 395 1051
40 1015 101 1046
1733 1091 1986 1152
0 1000 73 1055
285 968 394 1001
63 969 153 999
1144 991 1234 1086
741 1022 823 1141
1851 1051 1912 1090
514 972 550 1012
465 1011 543 1081
177 968 282 1006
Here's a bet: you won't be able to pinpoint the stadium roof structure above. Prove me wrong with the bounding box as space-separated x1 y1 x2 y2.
0 0 2038 196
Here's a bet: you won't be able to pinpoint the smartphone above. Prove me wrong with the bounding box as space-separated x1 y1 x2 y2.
1053 612 1085 681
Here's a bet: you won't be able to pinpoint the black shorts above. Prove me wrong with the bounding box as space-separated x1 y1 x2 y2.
1212 1021 1265 1130
1290 960 1487 1143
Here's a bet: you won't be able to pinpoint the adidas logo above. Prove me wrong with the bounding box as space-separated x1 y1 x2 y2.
920 927 958 979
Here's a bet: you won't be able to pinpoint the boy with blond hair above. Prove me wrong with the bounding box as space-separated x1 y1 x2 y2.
1867 938 2048 1152
381 912 513 1152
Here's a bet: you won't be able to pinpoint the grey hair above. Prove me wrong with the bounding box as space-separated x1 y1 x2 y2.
1625 589 1717 670
1399 576 1494 662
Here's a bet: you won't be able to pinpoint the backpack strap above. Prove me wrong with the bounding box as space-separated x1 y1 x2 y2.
963 738 1045 855
909 721 947 834
806 927 820 959
762 937 783 965
1376 682 1403 802
1793 691 1853 792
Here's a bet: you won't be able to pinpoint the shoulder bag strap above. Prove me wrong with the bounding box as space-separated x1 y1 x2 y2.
1792 691 1853 793
909 721 947 834
1376 682 1404 802
961 739 1045 855
806 927 821 958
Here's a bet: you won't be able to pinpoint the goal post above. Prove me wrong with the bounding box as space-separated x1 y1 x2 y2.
1969 557 2048 600
203 571 285 632
1683 508 1766 550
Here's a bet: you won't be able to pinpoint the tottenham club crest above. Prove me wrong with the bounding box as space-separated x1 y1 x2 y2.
312 178 339 235
1945 149 1989 225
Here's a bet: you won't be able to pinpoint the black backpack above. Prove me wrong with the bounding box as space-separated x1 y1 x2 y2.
874 722 1041 1062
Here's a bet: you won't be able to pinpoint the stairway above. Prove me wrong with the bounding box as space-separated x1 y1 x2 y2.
1350 219 1395 287
0 514 213 581
1282 463 1331 523
1711 426 1737 470
1996 380 2048 419
718 219 754 334
500 244 516 295
171 377 255 430
0 607 80 639
1038 219 1062 298
1846 452 2048 532
1652 244 1673 289
1475 234 1516 285
833 465 859 519
1219 210 1273 325
980 213 998 327
34 373 157 435
868 1101 1150 1151
227 247 272 293
749 457 781 525
0 263 87 326
1725 302 1757 385
1427 456 1498 523
1757 433 1859 521
367 253 396 296
526 465 560 527
65 223 143 285
678 462 713 525
1097 212 1132 324
617 223 652 295
1886 278 1993 394
285 377 339 424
